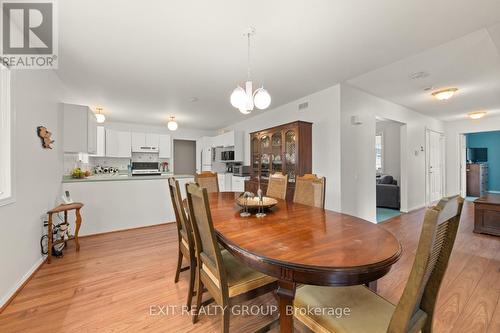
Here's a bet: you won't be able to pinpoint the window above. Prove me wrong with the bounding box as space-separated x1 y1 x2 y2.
375 133 383 173
0 63 13 206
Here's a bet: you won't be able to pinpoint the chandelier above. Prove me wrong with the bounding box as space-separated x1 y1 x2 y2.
230 27 271 114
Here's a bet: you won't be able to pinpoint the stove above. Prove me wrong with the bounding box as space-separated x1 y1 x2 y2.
131 162 161 176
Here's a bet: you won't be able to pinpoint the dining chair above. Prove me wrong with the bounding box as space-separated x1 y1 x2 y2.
195 171 219 193
266 172 288 200
293 174 326 209
168 178 197 310
186 182 277 332
293 195 464 333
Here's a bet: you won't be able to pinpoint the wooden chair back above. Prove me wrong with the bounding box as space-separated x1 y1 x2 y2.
168 178 194 250
186 182 228 303
266 173 288 200
293 174 326 209
195 171 219 193
388 195 464 332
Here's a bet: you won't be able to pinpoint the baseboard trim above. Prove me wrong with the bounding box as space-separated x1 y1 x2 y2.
0 256 47 313
406 205 426 213
78 221 174 239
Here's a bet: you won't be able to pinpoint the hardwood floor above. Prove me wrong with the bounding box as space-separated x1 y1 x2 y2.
0 201 499 332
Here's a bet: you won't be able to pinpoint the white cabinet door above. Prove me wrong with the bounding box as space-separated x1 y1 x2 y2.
159 135 171 158
224 174 232 191
87 110 97 154
146 133 159 151
231 176 245 192
91 126 106 157
222 131 235 147
131 132 146 152
217 174 225 191
106 129 131 158
63 103 94 153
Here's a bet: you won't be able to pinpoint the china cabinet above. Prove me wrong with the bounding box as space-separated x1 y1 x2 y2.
245 121 312 201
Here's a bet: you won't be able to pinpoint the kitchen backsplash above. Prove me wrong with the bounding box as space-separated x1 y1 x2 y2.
63 153 170 175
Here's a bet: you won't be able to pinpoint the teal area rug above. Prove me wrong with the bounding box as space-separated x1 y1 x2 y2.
465 196 478 202
376 208 402 223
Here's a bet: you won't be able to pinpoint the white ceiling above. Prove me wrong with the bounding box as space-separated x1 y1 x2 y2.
347 24 500 121
57 0 500 129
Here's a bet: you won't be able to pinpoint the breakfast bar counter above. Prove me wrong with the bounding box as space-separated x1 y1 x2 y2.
62 174 194 236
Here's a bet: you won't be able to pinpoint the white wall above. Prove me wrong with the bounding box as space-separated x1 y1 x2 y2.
445 115 500 196
376 120 402 182
340 84 443 222
0 70 65 307
222 85 342 211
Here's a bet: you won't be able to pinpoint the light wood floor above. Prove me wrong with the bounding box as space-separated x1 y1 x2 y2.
0 201 499 332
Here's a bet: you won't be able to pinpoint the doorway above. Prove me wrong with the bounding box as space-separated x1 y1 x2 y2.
173 140 196 175
375 118 404 222
425 129 445 205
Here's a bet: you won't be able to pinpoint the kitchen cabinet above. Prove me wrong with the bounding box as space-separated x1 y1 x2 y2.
132 132 159 153
106 129 132 158
90 126 106 157
217 173 233 192
231 176 247 192
158 134 171 158
62 103 97 154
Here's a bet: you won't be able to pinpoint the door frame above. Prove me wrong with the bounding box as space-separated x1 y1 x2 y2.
425 128 446 206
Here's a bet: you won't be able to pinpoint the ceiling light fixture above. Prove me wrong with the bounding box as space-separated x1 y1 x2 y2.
230 27 271 114
167 116 178 131
431 88 458 101
468 111 487 120
95 107 106 123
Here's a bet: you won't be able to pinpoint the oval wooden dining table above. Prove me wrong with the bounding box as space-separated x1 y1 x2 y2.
207 192 402 333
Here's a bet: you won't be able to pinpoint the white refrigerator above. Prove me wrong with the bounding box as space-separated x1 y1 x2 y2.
201 147 212 172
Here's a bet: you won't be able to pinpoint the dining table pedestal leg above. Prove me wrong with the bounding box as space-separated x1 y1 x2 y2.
277 280 296 333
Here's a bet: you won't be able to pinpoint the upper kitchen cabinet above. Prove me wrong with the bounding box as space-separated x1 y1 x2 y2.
205 131 244 161
132 132 159 153
106 129 132 158
62 103 97 154
90 126 106 157
158 134 171 158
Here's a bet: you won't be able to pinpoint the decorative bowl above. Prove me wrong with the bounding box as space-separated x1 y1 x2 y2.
236 196 278 210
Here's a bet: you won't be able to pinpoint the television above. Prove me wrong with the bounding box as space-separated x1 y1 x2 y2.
467 148 488 162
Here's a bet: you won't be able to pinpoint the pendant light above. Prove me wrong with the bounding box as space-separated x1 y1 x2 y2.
95 107 106 123
167 116 178 131
230 27 271 114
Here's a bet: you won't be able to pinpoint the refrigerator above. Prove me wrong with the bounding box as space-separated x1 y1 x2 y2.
201 147 212 172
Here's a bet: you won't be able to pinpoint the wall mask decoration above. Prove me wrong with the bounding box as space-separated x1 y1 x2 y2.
37 126 55 149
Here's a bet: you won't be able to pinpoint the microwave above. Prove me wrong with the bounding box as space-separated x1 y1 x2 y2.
221 151 235 161
233 165 250 176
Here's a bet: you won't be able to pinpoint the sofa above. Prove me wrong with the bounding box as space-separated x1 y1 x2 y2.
376 175 400 209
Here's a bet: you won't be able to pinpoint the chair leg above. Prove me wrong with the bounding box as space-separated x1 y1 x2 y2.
193 273 204 324
174 246 183 283
187 257 196 310
222 302 230 333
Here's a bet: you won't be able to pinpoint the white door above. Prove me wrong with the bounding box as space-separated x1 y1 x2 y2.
428 130 444 203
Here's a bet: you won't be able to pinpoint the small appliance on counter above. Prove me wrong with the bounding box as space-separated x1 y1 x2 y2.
233 165 250 176
131 162 161 176
94 165 119 174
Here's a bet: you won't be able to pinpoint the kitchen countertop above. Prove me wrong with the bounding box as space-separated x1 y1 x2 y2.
62 173 194 183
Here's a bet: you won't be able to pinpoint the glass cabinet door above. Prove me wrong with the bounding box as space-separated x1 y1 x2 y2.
284 130 297 182
251 136 260 176
271 132 282 174
260 135 271 179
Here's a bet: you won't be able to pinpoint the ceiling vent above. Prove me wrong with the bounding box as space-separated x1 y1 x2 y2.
298 102 309 110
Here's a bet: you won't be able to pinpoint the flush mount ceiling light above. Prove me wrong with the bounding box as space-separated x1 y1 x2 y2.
167 116 178 131
95 107 106 123
468 111 487 120
230 27 271 114
431 88 458 101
